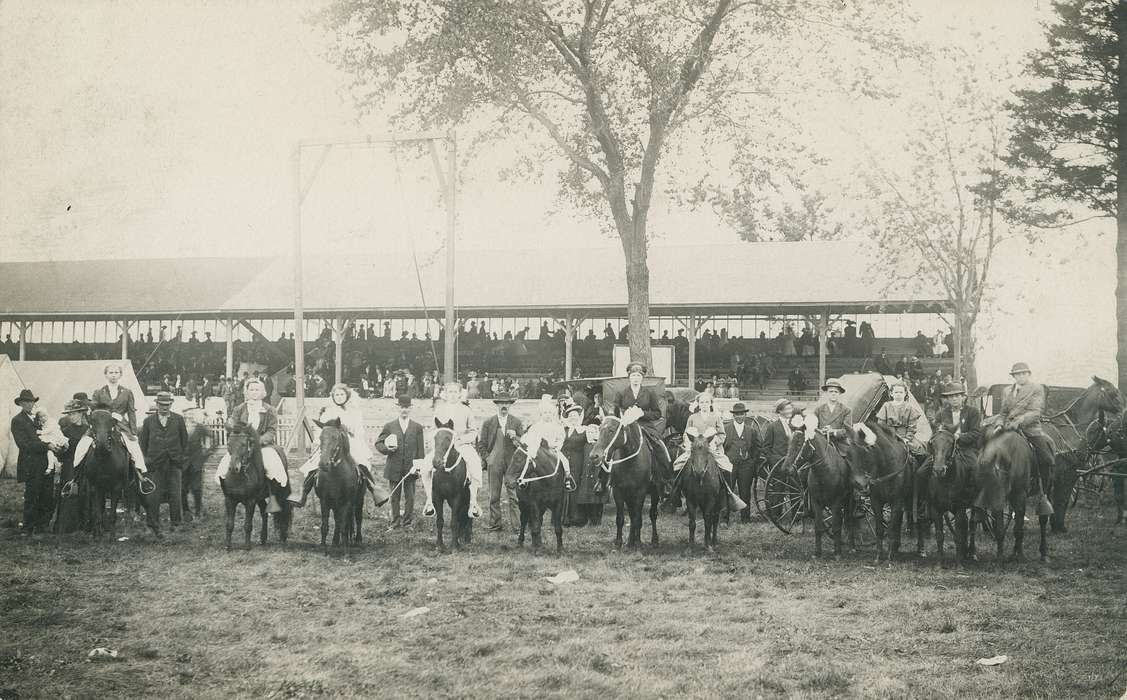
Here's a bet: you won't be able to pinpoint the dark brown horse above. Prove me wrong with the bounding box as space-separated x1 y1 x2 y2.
509 443 566 552
590 415 660 550
1043 376 1124 531
925 427 979 565
976 430 1048 563
431 421 473 549
681 431 724 551
313 419 364 556
219 422 290 550
849 422 913 563
85 409 160 539
784 416 851 558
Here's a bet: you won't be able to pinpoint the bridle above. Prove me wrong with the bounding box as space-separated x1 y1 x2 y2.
514 444 562 486
789 432 823 474
433 427 465 473
597 415 641 473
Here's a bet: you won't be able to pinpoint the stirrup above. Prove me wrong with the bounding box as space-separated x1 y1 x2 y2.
423 503 436 517
564 476 577 492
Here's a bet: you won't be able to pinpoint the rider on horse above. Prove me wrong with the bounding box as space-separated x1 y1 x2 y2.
595 362 672 493
519 396 578 491
814 378 852 453
934 381 982 449
214 378 289 496
666 391 734 508
72 363 151 484
983 362 1054 506
875 381 927 460
416 382 484 519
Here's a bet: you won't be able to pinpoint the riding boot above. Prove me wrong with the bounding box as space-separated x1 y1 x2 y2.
593 467 609 494
287 473 315 506
563 468 577 492
359 464 390 507
663 471 684 512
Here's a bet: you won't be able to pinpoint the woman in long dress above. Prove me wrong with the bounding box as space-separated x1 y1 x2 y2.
213 378 289 496
72 363 149 480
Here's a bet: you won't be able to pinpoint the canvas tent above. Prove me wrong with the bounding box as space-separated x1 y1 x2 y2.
0 355 27 478
13 361 150 421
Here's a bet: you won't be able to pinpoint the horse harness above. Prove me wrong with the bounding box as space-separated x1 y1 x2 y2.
513 443 563 486
433 427 467 473
598 415 642 473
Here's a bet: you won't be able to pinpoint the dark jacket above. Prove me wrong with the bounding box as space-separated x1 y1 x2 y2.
12 410 49 483
477 414 525 468
139 412 189 467
760 418 793 468
935 404 983 448
724 419 758 469
228 402 279 447
92 384 138 432
375 417 425 482
613 385 666 443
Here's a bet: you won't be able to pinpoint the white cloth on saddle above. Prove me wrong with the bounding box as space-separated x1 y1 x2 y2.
214 448 288 487
673 429 733 473
72 432 148 473
419 445 483 487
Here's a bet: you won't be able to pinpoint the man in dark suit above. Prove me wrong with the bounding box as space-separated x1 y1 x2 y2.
11 388 55 535
760 398 796 471
934 382 982 449
600 362 671 494
375 395 425 529
139 391 189 528
477 392 524 532
724 403 759 523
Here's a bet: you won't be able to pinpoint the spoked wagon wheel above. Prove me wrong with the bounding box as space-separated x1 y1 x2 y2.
755 458 806 534
841 492 880 550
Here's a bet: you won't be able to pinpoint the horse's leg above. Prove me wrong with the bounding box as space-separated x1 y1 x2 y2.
992 509 1006 566
1010 501 1026 562
628 491 644 550
687 498 696 546
812 500 824 558
614 491 625 549
649 486 660 547
953 509 968 566
354 491 365 546
320 499 330 552
531 501 543 551
342 503 352 558
916 498 929 558
552 499 564 552
259 500 268 545
517 502 527 546
831 500 844 559
873 494 887 564
890 495 905 559
435 497 446 550
1114 475 1126 524
224 498 236 551
243 500 254 549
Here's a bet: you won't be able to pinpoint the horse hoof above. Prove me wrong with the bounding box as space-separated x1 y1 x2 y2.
917 550 927 559
1040 555 1050 564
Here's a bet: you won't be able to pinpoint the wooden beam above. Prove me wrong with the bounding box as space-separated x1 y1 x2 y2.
224 318 235 378
17 321 28 361
116 320 132 361
817 308 830 389
332 317 344 386
236 319 290 365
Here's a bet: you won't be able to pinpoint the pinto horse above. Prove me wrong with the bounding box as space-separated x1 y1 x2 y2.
784 416 851 558
1043 376 1124 531
682 431 724 551
85 409 160 539
925 427 978 565
220 422 289 550
590 415 660 550
509 443 566 551
976 430 1048 563
314 419 364 556
431 421 473 549
850 422 913 563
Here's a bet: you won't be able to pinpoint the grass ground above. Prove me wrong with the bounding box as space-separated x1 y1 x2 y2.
1 467 1125 700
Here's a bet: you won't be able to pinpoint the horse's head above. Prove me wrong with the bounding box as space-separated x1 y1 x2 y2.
432 418 458 470
782 414 817 474
88 409 117 453
1091 376 1124 414
590 415 627 470
226 421 259 473
686 429 716 477
930 426 956 477
315 418 350 468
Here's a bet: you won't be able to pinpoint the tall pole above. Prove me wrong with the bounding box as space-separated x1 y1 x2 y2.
224 318 235 378
443 133 456 383
564 314 575 380
18 321 27 361
119 320 130 361
333 317 344 386
293 145 307 453
817 308 829 390
687 315 698 389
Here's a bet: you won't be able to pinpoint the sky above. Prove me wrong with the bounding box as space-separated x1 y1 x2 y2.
0 0 1117 386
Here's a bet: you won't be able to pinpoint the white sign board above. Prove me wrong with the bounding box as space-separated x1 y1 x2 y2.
612 345 675 384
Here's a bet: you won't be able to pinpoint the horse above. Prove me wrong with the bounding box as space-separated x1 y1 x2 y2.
590 414 660 550
923 427 979 565
976 430 1049 563
313 419 364 556
84 409 160 540
509 442 566 552
1043 376 1124 531
783 415 851 558
681 431 724 551
431 420 473 549
219 422 289 550
850 422 913 563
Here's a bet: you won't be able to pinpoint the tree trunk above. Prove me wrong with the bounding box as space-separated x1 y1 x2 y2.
1117 5 1127 391
624 239 652 367
961 321 978 393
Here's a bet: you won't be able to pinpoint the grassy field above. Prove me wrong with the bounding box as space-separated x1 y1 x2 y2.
1 468 1125 700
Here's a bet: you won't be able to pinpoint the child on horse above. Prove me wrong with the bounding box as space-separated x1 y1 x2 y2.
666 391 733 508
875 381 927 459
517 396 578 490
215 378 289 495
415 382 485 519
72 363 150 484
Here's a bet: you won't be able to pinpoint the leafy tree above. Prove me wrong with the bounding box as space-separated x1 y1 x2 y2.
318 0 905 364
1004 0 1126 388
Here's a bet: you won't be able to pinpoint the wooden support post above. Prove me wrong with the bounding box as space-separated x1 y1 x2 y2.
817 308 830 390
117 320 132 360
953 314 963 385
443 134 456 384
562 314 580 380
224 318 235 378
687 315 698 389
293 145 307 454
17 321 28 361
332 317 344 386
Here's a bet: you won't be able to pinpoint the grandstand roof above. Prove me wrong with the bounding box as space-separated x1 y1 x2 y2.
0 241 948 320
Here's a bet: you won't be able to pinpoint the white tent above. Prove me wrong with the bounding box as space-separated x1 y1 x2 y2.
0 355 27 478
13 360 150 422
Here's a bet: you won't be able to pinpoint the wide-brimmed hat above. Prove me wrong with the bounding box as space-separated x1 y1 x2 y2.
774 398 793 413
940 382 966 397
1009 362 1031 375
626 361 647 376
155 391 174 406
14 389 38 405
821 379 846 393
61 398 89 414
396 394 412 408
492 392 516 404
562 402 583 417
730 402 749 415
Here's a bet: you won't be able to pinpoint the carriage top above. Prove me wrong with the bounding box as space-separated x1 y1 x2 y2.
550 375 684 415
822 372 933 444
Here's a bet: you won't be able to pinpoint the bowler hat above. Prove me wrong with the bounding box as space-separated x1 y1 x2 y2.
821 378 846 393
396 395 412 408
155 391 174 406
1009 362 1031 375
626 361 647 376
773 398 792 413
14 389 37 405
492 392 516 404
940 382 966 396
730 402 749 414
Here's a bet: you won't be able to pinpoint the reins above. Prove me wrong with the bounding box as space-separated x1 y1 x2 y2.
598 415 642 472
433 427 465 473
513 444 562 486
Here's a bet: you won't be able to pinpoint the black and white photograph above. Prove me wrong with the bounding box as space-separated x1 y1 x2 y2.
1 0 1125 697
